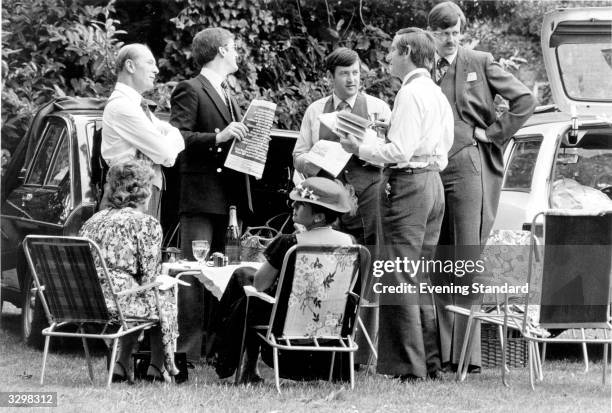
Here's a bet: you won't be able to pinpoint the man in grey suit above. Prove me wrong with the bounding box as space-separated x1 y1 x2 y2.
428 2 536 372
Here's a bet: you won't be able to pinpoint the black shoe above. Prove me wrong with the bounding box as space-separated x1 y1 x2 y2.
467 365 481 374
394 374 422 382
427 371 441 380
111 361 133 384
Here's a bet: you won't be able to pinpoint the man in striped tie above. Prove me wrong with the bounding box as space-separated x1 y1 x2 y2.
170 28 252 366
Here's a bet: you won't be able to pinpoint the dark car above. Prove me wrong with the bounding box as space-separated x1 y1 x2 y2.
0 96 298 346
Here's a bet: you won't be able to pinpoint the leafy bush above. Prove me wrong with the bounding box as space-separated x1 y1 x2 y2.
1 0 124 151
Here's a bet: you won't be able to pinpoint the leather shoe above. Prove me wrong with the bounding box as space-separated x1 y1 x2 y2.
111 361 133 384
394 374 422 382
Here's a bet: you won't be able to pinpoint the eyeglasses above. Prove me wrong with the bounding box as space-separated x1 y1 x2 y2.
222 43 237 52
432 30 462 39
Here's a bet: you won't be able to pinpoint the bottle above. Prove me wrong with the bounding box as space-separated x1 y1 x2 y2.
225 205 241 264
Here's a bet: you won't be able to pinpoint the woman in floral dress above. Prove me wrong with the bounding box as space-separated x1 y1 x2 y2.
79 160 178 383
213 177 357 383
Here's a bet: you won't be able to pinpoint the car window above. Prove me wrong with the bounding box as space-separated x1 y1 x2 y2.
553 134 612 192
46 136 70 186
557 43 612 102
502 138 542 191
26 121 66 186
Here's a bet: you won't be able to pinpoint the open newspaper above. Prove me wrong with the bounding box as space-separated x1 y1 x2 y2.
303 112 381 176
224 99 277 179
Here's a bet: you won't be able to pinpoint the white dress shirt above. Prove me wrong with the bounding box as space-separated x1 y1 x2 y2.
102 82 185 189
200 68 227 103
358 69 454 170
293 92 392 174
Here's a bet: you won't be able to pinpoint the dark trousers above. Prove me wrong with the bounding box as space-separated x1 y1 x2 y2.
339 167 382 365
377 170 444 378
177 213 227 363
435 146 484 367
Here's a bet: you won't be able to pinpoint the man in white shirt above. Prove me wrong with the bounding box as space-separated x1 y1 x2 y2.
293 47 391 366
102 43 185 219
340 28 453 380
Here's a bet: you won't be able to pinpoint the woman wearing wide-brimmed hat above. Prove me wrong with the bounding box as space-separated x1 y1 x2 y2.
212 177 357 383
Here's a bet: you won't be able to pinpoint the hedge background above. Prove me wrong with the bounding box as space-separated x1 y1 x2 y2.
2 0 611 152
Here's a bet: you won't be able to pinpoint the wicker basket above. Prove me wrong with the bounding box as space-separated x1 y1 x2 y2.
480 323 528 368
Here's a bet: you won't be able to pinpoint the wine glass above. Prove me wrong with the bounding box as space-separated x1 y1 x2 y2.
192 240 210 265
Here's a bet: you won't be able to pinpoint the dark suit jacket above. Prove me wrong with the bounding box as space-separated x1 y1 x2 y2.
170 74 248 216
442 47 536 243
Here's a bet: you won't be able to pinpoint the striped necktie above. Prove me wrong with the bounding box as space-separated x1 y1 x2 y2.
221 80 236 121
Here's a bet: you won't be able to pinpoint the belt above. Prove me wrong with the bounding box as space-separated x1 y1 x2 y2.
385 165 440 175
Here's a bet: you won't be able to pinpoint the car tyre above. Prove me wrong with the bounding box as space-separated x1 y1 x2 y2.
21 275 47 349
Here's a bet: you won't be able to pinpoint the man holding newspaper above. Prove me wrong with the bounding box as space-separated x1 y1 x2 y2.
170 27 253 365
292 47 391 366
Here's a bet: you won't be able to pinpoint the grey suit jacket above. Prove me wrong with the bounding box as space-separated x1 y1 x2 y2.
442 47 536 243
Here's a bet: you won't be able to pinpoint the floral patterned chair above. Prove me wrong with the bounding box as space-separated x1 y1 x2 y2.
239 244 370 393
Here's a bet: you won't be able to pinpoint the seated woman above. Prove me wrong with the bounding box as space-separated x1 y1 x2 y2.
213 177 357 383
79 160 179 383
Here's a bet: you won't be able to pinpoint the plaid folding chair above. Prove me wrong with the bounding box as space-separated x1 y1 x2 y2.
238 244 370 393
23 235 162 387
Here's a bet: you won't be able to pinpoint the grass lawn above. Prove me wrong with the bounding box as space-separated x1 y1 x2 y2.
1 304 609 413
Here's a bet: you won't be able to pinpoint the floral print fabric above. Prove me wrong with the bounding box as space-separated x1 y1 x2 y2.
79 208 178 365
283 248 358 338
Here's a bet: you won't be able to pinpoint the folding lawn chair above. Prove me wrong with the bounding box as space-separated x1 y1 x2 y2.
445 229 546 386
237 244 370 393
520 209 612 389
23 235 162 387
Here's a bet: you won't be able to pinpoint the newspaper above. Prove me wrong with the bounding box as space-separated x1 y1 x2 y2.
315 112 384 173
224 99 277 179
301 140 352 177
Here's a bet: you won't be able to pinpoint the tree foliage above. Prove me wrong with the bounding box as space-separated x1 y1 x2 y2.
3 0 612 151
1 0 123 150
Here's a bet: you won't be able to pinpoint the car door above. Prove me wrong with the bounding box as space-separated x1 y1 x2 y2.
1 116 74 273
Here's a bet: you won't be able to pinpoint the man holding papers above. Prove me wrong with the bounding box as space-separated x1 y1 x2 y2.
293 47 391 253
170 27 250 365
340 28 453 380
293 47 391 366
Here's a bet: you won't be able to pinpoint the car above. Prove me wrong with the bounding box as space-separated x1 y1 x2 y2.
0 96 298 347
492 7 612 235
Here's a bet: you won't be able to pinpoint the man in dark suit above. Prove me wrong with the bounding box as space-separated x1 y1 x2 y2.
170 27 250 364
427 2 536 372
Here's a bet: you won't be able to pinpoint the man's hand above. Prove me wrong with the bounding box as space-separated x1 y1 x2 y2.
216 122 249 144
339 133 361 155
373 120 390 131
473 126 490 143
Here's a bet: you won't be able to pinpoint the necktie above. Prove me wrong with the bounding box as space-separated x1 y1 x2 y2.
220 80 236 121
336 100 350 112
140 100 153 121
436 58 449 84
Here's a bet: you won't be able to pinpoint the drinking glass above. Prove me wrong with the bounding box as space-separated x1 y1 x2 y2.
192 240 210 265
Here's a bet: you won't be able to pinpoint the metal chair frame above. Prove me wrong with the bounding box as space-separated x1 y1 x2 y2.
23 235 162 387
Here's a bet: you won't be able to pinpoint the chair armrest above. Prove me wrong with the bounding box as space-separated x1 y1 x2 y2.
115 281 162 296
243 285 276 304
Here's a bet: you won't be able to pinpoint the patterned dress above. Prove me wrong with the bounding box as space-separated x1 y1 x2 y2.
79 207 178 372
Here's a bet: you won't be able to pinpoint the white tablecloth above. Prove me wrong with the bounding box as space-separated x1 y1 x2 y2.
161 261 262 300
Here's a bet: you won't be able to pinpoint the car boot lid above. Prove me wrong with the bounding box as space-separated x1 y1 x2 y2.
541 7 612 119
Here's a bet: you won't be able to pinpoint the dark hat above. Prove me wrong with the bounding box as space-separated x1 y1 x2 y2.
290 177 352 213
